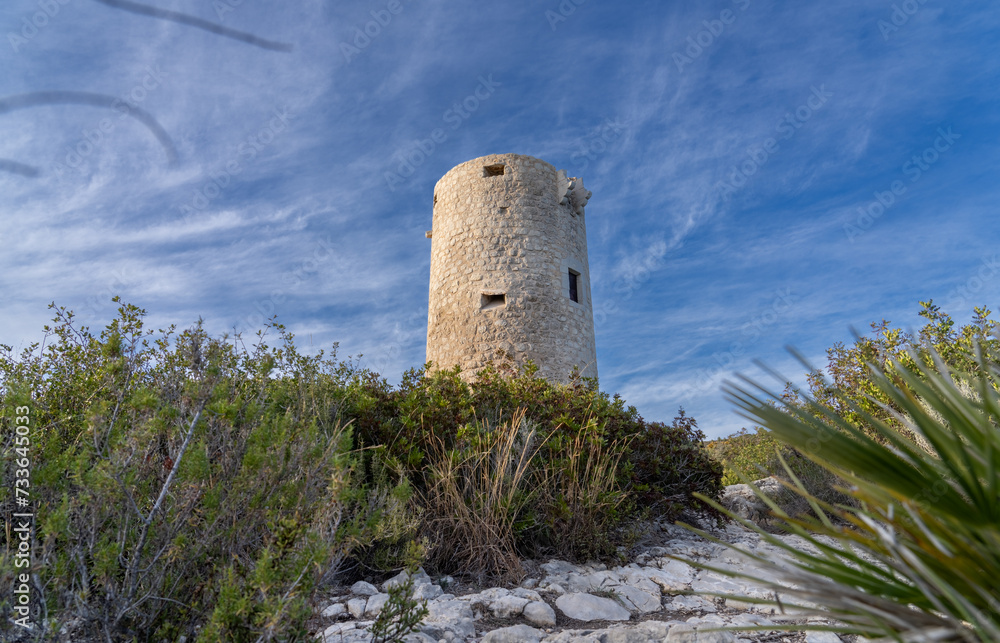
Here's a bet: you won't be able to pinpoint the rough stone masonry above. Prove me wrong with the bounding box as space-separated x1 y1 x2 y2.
426 154 598 383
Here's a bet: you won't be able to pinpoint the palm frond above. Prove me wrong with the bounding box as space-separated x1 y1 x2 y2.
683 345 1000 642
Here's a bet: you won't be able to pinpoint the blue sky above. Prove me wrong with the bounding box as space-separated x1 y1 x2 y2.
2 0 998 438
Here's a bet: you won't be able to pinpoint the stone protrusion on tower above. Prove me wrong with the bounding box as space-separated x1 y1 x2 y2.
425 153 598 383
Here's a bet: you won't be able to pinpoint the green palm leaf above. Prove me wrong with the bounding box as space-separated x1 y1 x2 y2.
683 345 1000 642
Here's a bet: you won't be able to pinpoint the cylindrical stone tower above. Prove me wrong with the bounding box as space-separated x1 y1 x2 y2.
425 153 597 382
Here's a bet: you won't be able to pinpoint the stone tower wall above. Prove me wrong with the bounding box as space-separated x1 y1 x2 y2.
426 153 598 382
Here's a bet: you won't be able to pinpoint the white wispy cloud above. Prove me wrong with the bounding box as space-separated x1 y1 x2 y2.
2 0 998 439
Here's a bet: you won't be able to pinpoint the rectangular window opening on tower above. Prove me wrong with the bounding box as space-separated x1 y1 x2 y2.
483 164 506 177
481 293 506 310
568 270 580 303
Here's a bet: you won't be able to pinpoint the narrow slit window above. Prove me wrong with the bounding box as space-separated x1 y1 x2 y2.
483 164 505 177
481 293 506 310
568 270 579 303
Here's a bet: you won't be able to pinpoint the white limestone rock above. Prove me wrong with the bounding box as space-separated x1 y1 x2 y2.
314 517 867 642
346 597 367 619
665 623 737 642
320 622 355 639
582 569 620 590
804 633 844 643
687 614 726 626
401 633 437 643
351 580 379 596
539 560 582 575
690 577 743 596
666 595 717 613
490 595 531 618
555 592 630 622
724 598 758 612
321 602 346 618
719 477 784 522
413 583 444 600
318 623 372 643
543 631 602 643
599 621 673 643
482 624 542 643
648 559 696 589
420 599 476 641
364 593 390 617
511 587 542 601
728 613 773 628
382 568 433 592
522 600 556 627
541 582 566 595
614 584 661 613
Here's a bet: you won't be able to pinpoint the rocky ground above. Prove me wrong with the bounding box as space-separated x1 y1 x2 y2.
310 499 862 643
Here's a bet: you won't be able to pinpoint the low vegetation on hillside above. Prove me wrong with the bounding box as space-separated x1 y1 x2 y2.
0 300 721 642
708 302 999 509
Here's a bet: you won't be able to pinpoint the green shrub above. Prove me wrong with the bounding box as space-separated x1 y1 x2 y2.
707 304 1000 528
707 427 784 486
341 473 424 576
707 426 853 525
0 301 723 636
685 344 1000 641
350 358 722 518
341 357 722 576
0 303 355 641
804 302 999 443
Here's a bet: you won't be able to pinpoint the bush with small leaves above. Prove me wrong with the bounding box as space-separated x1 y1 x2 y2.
0 302 356 641
342 356 721 578
369 547 429 643
0 301 722 638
